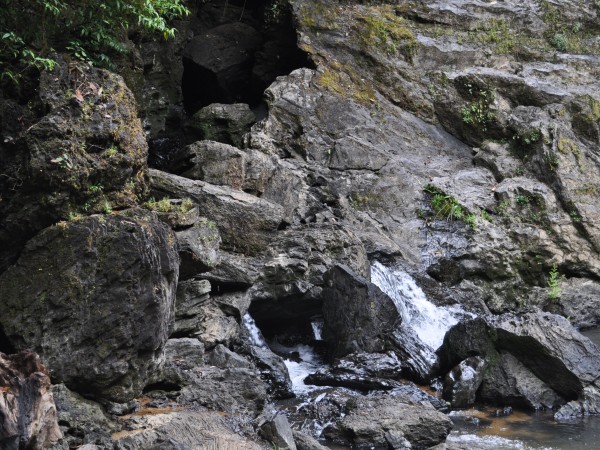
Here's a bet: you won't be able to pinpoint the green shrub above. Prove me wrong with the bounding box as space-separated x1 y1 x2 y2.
547 263 562 300
1 0 189 82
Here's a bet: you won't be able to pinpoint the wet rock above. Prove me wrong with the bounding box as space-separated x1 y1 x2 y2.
0 209 178 403
478 352 564 410
246 344 294 399
150 168 284 255
323 395 452 449
323 265 401 359
0 58 147 272
439 311 600 402
443 356 486 408
0 351 61 450
186 103 256 147
175 218 221 279
258 411 297 450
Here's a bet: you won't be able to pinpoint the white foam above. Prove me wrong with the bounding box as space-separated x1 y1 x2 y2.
269 341 325 395
311 321 324 340
243 314 268 348
371 261 468 350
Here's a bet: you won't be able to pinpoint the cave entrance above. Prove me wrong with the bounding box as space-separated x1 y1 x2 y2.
181 0 313 115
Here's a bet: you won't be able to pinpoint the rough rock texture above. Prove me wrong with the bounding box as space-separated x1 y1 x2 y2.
323 265 401 359
150 168 284 255
186 103 256 147
443 356 486 408
0 351 61 450
112 411 266 450
0 58 147 273
439 311 600 408
478 352 565 410
0 209 179 402
175 218 221 280
323 395 452 449
51 384 114 449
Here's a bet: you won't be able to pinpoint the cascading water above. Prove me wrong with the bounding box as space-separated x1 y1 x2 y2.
311 320 323 341
243 313 325 395
370 261 473 376
243 313 268 348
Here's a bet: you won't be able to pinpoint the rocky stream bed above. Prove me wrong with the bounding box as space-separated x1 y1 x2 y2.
1 0 600 449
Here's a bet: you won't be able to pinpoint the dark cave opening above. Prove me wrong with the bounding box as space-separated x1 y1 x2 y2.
181 0 314 115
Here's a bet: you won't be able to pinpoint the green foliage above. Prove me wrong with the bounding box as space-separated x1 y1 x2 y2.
357 6 417 61
1 0 189 83
461 86 495 131
547 263 562 300
423 185 477 229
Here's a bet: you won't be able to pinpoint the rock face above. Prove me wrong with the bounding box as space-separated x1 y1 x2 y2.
439 311 600 410
443 356 486 408
0 209 179 402
323 395 452 449
0 351 62 450
0 58 147 273
323 265 401 359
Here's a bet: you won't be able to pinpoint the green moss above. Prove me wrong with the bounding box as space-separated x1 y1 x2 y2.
471 19 516 54
355 6 417 61
316 63 377 105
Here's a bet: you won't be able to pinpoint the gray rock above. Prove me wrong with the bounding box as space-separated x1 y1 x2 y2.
208 344 252 369
175 218 221 279
0 58 147 272
479 352 564 410
292 430 329 450
443 356 486 408
323 395 452 449
150 168 284 255
322 265 401 359
52 384 113 449
0 352 62 450
186 103 256 147
113 411 265 450
0 209 179 402
259 412 297 450
164 339 205 368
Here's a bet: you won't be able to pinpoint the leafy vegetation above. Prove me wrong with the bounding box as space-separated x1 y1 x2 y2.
423 185 479 229
547 263 562 300
1 0 189 83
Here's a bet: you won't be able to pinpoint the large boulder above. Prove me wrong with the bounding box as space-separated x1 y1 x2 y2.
0 58 147 273
322 265 401 359
150 168 284 255
186 103 256 147
0 351 62 450
438 311 600 405
323 395 452 449
0 209 179 402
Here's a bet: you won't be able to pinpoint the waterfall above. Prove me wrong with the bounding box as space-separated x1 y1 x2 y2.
243 313 268 348
371 261 469 351
311 320 323 341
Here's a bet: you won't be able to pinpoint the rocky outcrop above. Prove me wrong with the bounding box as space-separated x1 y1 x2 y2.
0 209 179 402
443 356 486 408
0 351 61 450
439 311 600 410
0 58 147 273
322 265 400 359
186 103 256 147
323 395 452 449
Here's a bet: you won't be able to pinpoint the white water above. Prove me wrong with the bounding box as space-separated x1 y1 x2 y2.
269 340 325 395
371 261 467 351
311 320 323 340
243 313 326 396
242 313 268 348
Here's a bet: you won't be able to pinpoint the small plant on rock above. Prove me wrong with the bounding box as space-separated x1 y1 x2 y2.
547 263 562 300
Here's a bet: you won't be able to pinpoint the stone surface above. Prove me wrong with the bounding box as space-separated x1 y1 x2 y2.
175 218 221 279
323 395 452 449
150 168 284 255
443 356 486 408
258 411 297 450
322 265 401 359
479 352 565 410
0 58 147 272
0 209 179 402
186 103 256 147
0 351 61 450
